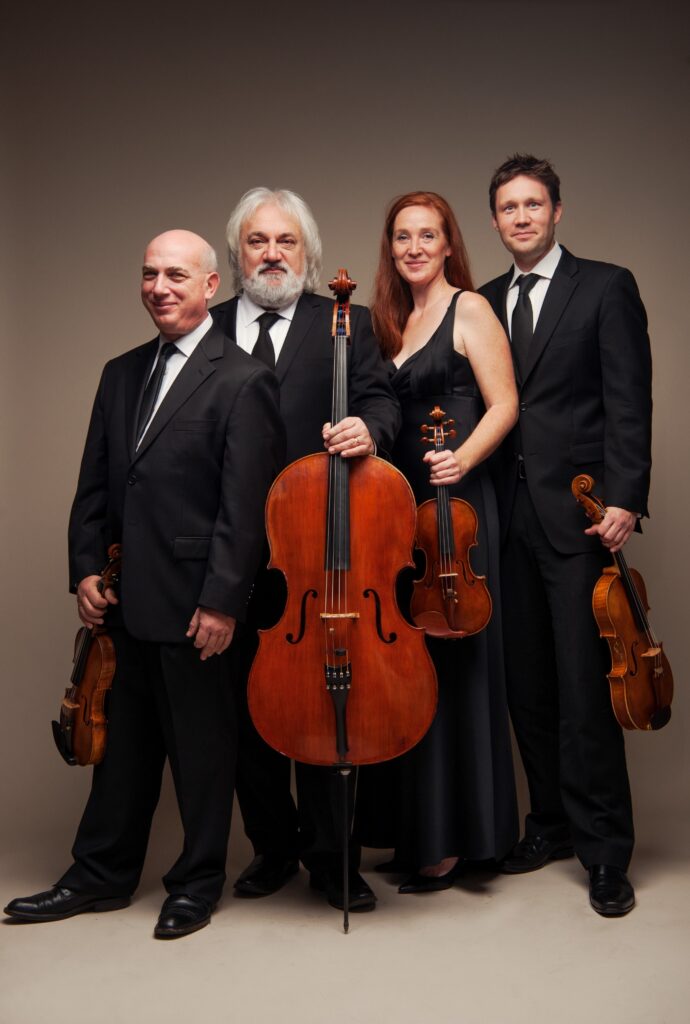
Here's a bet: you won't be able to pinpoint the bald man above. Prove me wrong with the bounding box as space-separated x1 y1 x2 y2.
4 231 285 938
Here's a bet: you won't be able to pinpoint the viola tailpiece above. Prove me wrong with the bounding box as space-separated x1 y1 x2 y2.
411 405 492 639
52 543 122 766
572 474 672 731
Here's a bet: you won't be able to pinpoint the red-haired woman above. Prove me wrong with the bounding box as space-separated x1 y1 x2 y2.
356 193 519 892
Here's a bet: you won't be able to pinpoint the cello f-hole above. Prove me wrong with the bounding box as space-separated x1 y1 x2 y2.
362 588 397 644
286 589 318 644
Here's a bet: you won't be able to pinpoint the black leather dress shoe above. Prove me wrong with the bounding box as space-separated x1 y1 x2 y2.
233 854 299 897
310 869 376 912
398 861 463 894
500 835 574 874
588 865 635 917
4 886 129 922
154 895 213 939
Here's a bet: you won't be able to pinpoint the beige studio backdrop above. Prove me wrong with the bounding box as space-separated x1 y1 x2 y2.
1 0 688 888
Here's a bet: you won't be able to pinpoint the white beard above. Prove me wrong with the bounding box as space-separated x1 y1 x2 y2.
242 262 306 308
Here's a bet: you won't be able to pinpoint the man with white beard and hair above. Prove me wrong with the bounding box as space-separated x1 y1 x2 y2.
211 188 400 913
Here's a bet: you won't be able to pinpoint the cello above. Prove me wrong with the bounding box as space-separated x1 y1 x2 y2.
248 270 437 928
52 544 122 765
572 474 672 731
411 405 492 638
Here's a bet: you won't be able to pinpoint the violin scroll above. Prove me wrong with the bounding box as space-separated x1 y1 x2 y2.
420 405 456 445
571 473 605 525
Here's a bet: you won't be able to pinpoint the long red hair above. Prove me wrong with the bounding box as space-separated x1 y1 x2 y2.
371 191 474 359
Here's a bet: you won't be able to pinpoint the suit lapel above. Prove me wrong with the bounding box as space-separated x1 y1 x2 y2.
132 324 224 462
521 247 579 385
126 340 158 461
275 293 321 382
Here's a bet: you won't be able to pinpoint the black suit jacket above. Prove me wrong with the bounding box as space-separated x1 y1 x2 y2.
68 323 285 642
210 292 400 463
479 247 652 554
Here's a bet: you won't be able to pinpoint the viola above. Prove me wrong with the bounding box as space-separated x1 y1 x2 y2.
247 271 437 928
572 474 672 731
410 405 492 638
52 544 122 765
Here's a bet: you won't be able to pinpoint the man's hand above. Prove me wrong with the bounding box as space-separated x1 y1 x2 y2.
76 575 119 628
323 417 374 458
186 607 236 660
584 506 637 553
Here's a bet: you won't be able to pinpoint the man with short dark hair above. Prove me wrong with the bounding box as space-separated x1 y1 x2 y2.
212 187 401 913
479 155 652 916
5 230 285 938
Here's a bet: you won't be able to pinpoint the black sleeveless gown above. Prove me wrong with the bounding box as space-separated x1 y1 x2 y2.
355 293 518 865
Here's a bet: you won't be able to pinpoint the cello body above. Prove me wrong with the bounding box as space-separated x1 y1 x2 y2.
248 452 438 765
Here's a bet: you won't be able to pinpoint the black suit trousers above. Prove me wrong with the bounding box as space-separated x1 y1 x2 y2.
60 629 237 904
501 482 634 869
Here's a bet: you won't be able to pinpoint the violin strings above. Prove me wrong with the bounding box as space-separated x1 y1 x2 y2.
436 433 451 599
616 553 657 649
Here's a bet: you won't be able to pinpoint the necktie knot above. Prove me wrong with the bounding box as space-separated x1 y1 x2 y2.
159 341 179 361
516 273 540 297
257 311 281 330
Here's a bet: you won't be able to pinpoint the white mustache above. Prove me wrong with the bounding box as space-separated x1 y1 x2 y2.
259 262 288 274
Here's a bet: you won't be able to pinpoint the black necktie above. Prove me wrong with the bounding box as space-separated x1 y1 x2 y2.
511 274 540 374
252 312 280 370
136 342 178 445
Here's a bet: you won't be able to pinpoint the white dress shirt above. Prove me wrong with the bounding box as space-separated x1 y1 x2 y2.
235 293 299 362
137 313 213 446
506 243 563 336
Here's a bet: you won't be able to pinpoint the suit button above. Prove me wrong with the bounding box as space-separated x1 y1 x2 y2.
127 474 137 485
519 402 527 412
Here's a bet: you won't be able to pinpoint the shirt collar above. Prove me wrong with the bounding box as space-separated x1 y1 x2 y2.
509 242 563 287
158 313 212 357
237 292 300 328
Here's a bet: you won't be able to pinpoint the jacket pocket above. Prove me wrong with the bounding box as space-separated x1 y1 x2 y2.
570 441 604 464
173 536 211 560
173 419 218 433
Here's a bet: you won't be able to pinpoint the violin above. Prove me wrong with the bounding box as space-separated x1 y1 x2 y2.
247 271 437 929
572 474 672 731
411 405 492 638
52 544 122 765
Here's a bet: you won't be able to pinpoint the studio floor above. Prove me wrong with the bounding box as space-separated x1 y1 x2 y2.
1 817 688 1024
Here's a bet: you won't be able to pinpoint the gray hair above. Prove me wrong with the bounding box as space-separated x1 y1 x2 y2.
225 187 322 293
200 242 219 273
